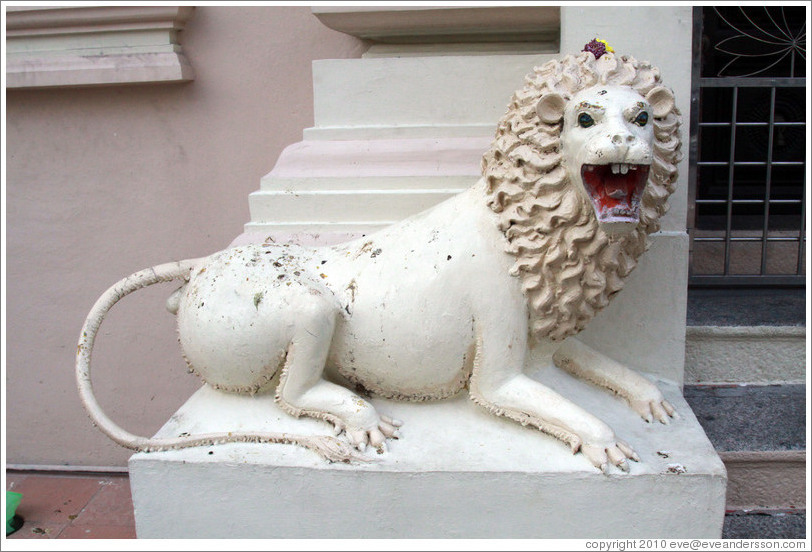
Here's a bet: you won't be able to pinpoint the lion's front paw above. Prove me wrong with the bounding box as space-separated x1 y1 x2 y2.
629 388 677 424
334 415 403 453
580 439 639 474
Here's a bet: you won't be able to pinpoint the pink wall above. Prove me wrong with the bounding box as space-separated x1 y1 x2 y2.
5 7 365 468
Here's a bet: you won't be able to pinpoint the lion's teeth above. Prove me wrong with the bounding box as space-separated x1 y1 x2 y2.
611 164 620 174
620 163 629 174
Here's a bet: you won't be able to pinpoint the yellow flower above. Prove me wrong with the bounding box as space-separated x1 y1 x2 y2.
596 39 614 53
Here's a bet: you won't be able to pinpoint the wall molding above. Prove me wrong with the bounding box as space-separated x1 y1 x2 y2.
6 6 195 89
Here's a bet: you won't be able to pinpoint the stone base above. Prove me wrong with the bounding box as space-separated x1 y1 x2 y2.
129 350 726 539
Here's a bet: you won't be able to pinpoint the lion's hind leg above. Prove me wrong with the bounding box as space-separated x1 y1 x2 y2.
274 297 400 453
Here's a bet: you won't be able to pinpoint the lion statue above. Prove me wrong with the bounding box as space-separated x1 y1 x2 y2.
76 48 682 473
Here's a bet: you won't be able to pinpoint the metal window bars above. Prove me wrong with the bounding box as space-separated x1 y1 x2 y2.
688 7 806 287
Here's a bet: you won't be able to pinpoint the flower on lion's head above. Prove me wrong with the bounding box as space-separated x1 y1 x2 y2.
583 38 614 59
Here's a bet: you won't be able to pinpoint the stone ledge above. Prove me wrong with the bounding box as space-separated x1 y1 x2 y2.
5 6 193 32
311 6 559 44
6 52 193 89
5 6 194 88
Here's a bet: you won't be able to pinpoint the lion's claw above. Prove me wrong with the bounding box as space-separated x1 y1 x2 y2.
379 420 401 439
349 430 368 451
581 439 638 473
651 402 670 424
343 416 403 452
368 427 386 448
606 446 628 470
381 415 403 427
616 439 639 462
631 397 678 425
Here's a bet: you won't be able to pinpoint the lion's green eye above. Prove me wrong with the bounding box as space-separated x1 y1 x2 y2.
634 111 649 126
578 113 595 128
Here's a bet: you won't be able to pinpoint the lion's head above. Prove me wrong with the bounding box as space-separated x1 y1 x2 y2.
483 51 682 342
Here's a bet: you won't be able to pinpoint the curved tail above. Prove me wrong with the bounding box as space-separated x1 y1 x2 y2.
75 260 365 463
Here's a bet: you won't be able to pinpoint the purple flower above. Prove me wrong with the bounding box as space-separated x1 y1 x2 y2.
583 38 613 59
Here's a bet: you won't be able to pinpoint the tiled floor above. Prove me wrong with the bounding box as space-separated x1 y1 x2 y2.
5 471 135 539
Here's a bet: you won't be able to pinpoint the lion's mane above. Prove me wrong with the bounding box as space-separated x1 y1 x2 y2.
482 52 682 342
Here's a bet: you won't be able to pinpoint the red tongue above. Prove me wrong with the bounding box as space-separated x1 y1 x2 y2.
604 177 627 199
582 167 634 207
581 165 648 222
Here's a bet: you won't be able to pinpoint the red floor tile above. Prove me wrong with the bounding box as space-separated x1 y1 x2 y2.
71 476 135 527
6 471 136 540
6 520 67 539
6 473 28 490
7 474 102 526
58 524 137 539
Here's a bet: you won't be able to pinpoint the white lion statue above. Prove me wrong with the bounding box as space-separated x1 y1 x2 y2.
77 48 682 473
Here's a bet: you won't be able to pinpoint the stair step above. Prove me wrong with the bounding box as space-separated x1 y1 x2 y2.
723 510 806 539
685 288 805 385
684 384 805 453
248 188 461 226
686 288 805 327
684 384 806 511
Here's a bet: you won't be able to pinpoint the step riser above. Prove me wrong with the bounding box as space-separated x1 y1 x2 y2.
721 451 806 511
248 189 462 224
685 327 806 385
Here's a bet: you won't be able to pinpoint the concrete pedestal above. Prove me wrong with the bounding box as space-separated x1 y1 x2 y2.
129 348 726 539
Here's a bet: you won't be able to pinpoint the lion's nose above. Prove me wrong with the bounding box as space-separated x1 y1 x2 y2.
610 132 635 159
611 133 635 145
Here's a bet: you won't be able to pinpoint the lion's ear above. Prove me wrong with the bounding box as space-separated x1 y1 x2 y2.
645 86 675 119
536 93 568 124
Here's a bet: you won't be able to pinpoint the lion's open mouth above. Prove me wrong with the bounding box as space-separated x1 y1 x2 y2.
581 163 650 223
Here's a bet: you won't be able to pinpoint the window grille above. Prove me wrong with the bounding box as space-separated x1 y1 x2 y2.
688 6 806 287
